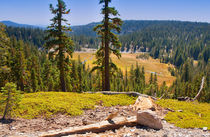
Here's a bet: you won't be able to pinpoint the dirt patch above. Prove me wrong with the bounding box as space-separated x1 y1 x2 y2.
0 105 135 136
0 104 209 137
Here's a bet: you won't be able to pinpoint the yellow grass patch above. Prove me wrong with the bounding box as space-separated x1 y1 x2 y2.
72 52 176 86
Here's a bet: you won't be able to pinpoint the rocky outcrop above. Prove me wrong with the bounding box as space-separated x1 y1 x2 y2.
137 110 163 130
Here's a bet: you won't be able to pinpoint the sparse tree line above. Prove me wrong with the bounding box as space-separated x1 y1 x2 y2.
0 0 209 103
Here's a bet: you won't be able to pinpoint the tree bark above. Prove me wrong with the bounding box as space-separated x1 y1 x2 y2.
2 91 11 120
104 0 110 91
58 2 66 92
59 51 66 92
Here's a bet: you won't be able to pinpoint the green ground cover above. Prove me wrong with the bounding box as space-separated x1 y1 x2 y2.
0 92 136 119
157 99 210 129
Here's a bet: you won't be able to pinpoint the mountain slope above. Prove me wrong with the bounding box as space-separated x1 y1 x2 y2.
72 20 210 36
0 20 42 28
3 20 210 63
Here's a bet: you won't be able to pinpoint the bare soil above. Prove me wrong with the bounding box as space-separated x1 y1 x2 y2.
0 105 135 136
0 105 209 137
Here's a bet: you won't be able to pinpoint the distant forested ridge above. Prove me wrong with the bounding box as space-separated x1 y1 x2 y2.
6 27 45 48
4 20 210 64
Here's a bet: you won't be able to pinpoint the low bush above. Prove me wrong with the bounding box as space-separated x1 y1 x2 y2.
157 99 210 129
0 92 136 119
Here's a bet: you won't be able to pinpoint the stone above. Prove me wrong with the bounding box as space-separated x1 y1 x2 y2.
137 110 163 130
203 127 208 131
133 96 156 111
123 133 132 137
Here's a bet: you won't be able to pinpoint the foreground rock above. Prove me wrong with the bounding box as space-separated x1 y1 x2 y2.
133 96 167 119
137 110 163 130
133 96 156 111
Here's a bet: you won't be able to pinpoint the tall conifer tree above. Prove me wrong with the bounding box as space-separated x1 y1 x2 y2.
0 23 11 88
94 0 123 91
45 0 74 92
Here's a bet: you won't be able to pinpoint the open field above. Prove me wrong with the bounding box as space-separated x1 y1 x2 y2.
72 52 176 86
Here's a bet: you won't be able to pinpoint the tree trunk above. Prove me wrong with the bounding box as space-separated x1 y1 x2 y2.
58 2 66 92
102 39 105 91
2 91 11 120
59 52 66 92
104 0 110 91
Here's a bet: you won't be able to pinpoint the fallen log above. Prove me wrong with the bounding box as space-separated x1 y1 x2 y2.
84 91 157 100
40 116 137 137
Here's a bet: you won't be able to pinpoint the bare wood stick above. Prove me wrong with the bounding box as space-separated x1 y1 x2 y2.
40 116 137 137
84 91 157 100
192 77 205 101
159 93 165 99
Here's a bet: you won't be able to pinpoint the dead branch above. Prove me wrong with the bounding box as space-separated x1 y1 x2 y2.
84 91 157 100
192 77 205 101
159 93 165 99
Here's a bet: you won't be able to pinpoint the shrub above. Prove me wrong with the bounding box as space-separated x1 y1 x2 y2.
2 92 136 119
0 82 22 120
157 99 210 128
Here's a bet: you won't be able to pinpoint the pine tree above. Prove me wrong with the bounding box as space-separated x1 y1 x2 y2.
134 63 141 92
129 65 135 89
45 0 74 92
141 66 146 89
43 59 52 91
159 81 167 97
0 82 22 120
124 68 128 91
154 73 158 97
31 68 38 92
149 73 153 85
77 56 83 92
0 23 11 88
65 59 73 92
12 40 26 91
94 0 123 91
182 62 190 82
71 60 79 92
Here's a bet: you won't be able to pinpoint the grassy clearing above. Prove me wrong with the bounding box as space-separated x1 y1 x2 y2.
72 52 176 86
157 99 210 129
0 92 136 119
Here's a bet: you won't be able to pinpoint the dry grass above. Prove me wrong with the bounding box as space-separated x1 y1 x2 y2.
72 52 176 86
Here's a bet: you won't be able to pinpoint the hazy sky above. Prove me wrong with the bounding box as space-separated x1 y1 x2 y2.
0 0 210 26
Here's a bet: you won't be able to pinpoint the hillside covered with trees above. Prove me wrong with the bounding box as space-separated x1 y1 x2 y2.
2 20 209 102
